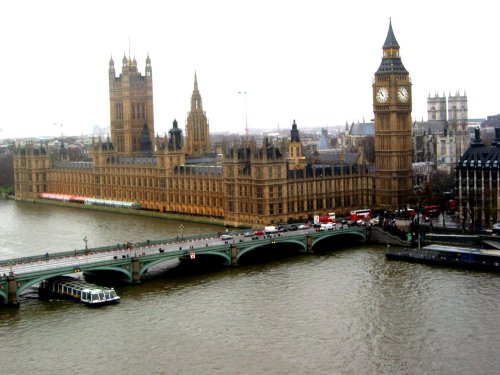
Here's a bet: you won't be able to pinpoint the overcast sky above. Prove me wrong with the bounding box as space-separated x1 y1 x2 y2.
0 0 498 139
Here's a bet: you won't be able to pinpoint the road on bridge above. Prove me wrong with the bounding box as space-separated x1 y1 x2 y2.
0 226 353 277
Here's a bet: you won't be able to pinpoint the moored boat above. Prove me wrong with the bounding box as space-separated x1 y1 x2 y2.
386 244 500 271
39 276 120 306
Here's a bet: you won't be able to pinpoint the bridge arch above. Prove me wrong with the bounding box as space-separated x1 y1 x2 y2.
237 239 308 261
311 230 366 251
0 290 6 304
16 266 133 296
139 250 232 276
81 265 134 283
191 250 232 266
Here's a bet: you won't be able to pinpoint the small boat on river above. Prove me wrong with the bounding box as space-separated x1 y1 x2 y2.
39 276 120 306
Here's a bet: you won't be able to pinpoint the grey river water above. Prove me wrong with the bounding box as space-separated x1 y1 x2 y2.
1 199 500 374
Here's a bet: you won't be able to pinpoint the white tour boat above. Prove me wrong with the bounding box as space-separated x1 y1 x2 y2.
39 276 120 306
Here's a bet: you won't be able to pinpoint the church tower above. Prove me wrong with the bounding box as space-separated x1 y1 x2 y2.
288 120 307 170
108 54 154 155
373 20 413 209
448 90 469 159
427 92 447 121
185 73 210 156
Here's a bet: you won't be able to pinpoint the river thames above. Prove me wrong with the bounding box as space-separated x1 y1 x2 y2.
1 199 500 374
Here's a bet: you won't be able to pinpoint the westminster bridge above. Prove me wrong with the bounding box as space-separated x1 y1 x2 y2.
0 227 367 306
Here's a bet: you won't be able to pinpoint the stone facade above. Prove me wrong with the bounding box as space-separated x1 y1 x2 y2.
14 21 414 226
457 128 500 230
413 92 469 174
373 20 413 208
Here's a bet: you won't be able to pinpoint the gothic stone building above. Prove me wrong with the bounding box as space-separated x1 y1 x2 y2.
413 91 469 174
457 127 500 230
14 21 412 227
373 20 413 208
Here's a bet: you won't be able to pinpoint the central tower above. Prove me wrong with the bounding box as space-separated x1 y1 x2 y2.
373 20 413 209
108 54 154 155
185 73 210 156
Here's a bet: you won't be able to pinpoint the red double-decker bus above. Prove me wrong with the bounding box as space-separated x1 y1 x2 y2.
350 209 371 221
423 205 440 217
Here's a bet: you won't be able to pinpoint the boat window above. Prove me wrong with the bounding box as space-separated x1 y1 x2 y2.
82 292 87 300
110 291 117 298
99 292 105 301
91 293 99 301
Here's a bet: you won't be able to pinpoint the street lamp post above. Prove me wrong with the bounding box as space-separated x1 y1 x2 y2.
83 236 88 254
178 225 184 242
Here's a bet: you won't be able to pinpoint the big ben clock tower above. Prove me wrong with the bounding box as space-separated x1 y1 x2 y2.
373 20 413 209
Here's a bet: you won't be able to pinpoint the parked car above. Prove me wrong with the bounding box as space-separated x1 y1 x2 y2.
493 223 500 234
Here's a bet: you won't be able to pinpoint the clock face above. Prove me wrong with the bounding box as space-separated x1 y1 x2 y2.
397 86 409 102
376 87 389 103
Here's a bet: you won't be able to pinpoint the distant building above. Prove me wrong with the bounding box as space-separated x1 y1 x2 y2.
413 91 469 173
14 21 417 226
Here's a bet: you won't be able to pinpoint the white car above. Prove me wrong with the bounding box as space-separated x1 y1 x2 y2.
297 224 310 230
220 234 233 240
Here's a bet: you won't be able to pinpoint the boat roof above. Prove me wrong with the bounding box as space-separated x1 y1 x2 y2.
53 277 113 292
423 244 500 257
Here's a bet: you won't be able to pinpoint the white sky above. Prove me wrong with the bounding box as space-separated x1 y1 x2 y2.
0 0 498 139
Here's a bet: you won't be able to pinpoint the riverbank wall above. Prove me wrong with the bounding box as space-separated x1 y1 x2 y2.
13 196 226 228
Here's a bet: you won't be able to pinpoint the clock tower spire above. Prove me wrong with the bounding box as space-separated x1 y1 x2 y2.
373 19 413 209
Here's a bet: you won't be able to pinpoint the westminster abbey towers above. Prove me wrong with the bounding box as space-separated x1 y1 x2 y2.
373 20 413 208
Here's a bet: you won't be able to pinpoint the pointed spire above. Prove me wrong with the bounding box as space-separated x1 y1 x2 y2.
376 19 406 74
383 18 399 49
291 119 300 142
190 72 203 112
109 54 115 77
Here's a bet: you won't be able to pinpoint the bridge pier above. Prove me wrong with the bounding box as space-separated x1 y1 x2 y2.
306 234 313 253
7 275 19 307
230 244 239 266
132 257 141 283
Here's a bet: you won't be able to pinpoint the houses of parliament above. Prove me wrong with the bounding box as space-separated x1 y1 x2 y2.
13 21 414 227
